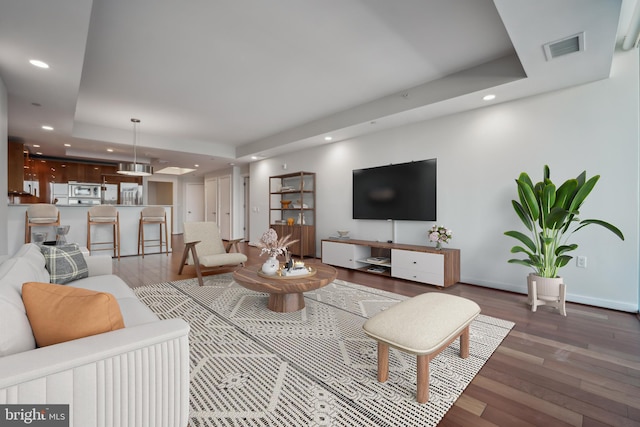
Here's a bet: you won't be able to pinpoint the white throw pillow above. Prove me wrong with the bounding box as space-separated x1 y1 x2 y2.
0 258 37 356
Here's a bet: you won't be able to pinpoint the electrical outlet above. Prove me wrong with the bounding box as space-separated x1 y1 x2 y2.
577 256 587 268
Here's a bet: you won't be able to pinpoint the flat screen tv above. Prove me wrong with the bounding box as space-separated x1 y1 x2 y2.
352 159 436 221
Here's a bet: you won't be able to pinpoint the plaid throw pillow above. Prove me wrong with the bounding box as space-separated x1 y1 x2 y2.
40 244 89 285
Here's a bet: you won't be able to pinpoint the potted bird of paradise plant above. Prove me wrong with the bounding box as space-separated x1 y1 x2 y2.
504 165 624 315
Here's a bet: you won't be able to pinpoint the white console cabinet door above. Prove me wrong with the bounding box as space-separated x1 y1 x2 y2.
391 249 444 286
322 241 370 269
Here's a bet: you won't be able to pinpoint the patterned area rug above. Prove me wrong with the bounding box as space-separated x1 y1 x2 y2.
134 274 514 426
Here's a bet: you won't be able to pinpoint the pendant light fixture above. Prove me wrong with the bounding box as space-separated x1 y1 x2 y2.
117 118 153 176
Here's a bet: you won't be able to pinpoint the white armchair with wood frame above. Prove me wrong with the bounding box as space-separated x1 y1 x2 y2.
179 222 247 286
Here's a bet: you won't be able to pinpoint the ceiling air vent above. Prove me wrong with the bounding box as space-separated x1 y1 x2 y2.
543 32 585 61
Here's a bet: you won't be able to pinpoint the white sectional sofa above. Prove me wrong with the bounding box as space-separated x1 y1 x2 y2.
0 243 190 427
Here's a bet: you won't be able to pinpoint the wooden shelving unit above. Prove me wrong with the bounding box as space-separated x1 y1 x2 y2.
269 172 316 258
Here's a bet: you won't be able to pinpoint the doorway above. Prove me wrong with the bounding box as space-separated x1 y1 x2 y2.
185 183 205 223
148 181 173 205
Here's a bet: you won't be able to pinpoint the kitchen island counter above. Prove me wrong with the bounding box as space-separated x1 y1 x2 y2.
7 204 172 257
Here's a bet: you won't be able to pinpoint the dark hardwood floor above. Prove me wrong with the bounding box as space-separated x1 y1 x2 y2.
113 235 640 427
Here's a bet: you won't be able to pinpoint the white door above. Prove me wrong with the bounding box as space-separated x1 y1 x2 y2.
219 175 231 240
186 183 205 223
205 178 218 223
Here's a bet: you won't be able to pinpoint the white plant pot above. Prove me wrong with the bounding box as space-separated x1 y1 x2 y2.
527 273 567 316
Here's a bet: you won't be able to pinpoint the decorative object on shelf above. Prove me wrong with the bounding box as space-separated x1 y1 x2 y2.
287 217 295 226
297 213 305 224
256 228 299 275
280 200 292 209
504 165 624 315
428 225 452 250
337 230 349 238
117 118 153 177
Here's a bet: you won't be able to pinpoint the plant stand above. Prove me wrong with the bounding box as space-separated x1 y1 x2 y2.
527 273 567 316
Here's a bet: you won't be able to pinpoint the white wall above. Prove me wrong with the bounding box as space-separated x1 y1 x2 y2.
250 50 639 312
0 76 8 256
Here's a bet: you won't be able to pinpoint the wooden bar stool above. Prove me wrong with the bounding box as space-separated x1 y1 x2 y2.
87 205 120 259
25 204 60 243
138 206 168 257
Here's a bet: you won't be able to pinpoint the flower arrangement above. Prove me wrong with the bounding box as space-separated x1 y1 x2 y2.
256 228 298 258
428 225 452 247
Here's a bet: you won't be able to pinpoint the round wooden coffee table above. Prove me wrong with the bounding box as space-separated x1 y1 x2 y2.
233 263 338 312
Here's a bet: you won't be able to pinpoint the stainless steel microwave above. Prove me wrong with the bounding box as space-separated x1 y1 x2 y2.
69 183 101 198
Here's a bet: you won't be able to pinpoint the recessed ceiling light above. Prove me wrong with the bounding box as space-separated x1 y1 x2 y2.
107 148 113 152
36 152 42 155
41 125 53 131
324 136 333 141
194 164 199 167
33 144 40 148
251 156 258 160
29 59 49 69
483 94 496 101
64 143 71 147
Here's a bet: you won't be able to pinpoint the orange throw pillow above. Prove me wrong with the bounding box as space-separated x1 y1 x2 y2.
22 282 125 347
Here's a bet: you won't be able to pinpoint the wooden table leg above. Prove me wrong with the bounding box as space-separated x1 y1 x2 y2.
268 292 305 312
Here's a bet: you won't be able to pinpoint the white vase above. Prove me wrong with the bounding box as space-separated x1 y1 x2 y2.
527 273 566 316
262 256 279 276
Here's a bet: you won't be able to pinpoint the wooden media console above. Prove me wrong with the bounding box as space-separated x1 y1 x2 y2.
321 238 460 287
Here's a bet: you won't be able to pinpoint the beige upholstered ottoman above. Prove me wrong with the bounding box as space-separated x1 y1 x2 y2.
362 292 481 403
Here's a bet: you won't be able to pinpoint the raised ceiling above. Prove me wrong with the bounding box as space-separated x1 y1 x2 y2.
0 0 632 175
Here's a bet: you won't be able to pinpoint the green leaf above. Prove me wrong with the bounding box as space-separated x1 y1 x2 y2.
511 200 533 231
555 255 572 268
541 183 556 215
540 235 554 246
518 172 534 190
504 231 536 252
545 207 569 229
553 179 578 210
510 246 534 257
569 175 599 212
516 179 540 221
543 165 550 180
556 244 578 255
507 259 535 268
575 219 625 240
